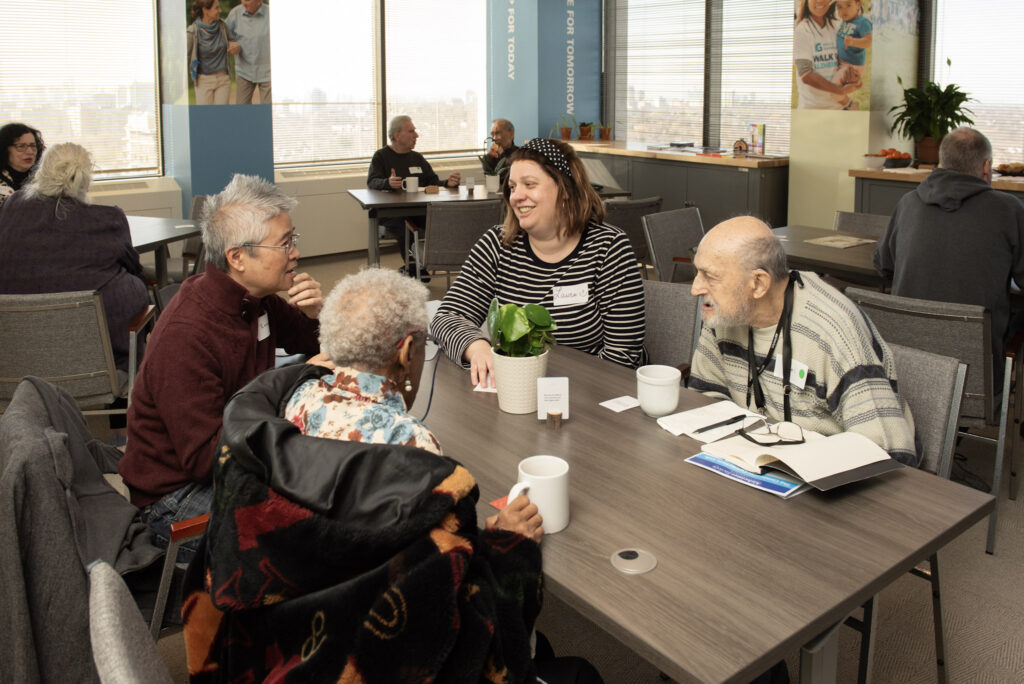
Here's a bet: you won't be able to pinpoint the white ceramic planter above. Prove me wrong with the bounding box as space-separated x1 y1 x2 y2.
492 349 549 414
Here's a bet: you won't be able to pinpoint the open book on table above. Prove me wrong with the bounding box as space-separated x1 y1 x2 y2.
686 453 812 498
698 429 902 492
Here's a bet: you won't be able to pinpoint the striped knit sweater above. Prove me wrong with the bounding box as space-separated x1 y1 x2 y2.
432 222 647 369
690 272 919 466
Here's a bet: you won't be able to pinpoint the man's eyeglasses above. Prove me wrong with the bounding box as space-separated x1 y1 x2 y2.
11 143 37 152
738 419 805 446
240 232 300 251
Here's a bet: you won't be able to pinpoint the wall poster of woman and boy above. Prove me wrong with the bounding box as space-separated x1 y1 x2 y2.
794 0 873 110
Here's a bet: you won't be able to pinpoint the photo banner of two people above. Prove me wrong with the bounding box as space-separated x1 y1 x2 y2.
187 0 271 105
793 0 886 111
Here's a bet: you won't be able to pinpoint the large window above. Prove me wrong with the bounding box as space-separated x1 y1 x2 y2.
932 3 1024 163
272 0 487 166
613 0 792 154
0 2 161 178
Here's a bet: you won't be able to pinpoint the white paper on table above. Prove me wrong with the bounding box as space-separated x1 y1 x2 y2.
473 383 498 393
537 377 569 419
599 395 641 412
656 401 761 441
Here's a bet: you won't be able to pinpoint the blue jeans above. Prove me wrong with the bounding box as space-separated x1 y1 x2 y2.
139 482 214 565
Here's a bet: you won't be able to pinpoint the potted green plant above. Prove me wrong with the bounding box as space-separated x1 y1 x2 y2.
889 66 974 165
577 121 595 141
548 114 576 141
486 298 557 414
598 122 612 141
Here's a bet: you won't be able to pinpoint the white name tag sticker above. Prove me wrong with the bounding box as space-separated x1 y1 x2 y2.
552 283 589 307
772 356 809 389
408 166 423 174
257 313 270 341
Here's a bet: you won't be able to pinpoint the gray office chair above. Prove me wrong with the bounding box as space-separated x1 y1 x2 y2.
603 196 662 276
844 344 967 684
419 199 504 287
642 207 705 283
643 280 701 380
0 291 155 414
845 287 1011 554
89 561 175 684
833 211 889 239
142 195 207 286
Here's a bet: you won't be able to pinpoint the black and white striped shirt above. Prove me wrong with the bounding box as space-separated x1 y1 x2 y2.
432 222 647 368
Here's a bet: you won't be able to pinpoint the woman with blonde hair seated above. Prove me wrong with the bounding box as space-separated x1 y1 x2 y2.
0 142 148 371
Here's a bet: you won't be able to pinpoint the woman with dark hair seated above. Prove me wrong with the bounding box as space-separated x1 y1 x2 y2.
432 137 647 388
182 268 602 683
0 122 44 206
0 142 148 372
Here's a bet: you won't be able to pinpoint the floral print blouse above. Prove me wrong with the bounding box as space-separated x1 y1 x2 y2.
284 367 442 455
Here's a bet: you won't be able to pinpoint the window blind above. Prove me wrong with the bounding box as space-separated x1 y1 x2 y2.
933 3 1024 164
614 0 706 145
271 0 379 165
383 0 487 155
717 0 792 154
0 2 160 177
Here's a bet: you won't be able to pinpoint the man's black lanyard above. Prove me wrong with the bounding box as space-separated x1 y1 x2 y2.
746 271 803 421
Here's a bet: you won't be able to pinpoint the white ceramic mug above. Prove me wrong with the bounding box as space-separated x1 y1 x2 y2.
636 364 682 417
465 176 475 193
507 455 569 534
401 176 419 192
484 175 500 193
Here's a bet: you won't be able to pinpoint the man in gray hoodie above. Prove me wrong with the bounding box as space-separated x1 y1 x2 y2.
874 127 1024 384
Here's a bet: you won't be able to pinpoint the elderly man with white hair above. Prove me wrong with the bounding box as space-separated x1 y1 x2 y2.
689 216 919 466
120 174 322 559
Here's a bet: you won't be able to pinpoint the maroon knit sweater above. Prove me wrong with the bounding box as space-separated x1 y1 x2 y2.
119 264 319 507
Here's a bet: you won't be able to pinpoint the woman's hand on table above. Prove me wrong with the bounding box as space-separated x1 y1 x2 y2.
486 494 544 543
465 339 495 388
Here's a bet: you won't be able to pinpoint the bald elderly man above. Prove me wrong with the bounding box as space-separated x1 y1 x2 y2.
689 217 918 466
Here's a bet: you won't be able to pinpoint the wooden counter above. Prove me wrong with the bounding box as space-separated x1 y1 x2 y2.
571 140 789 169
571 141 790 228
849 167 1024 215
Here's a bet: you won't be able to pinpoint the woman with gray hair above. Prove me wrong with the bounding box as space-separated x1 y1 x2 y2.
285 267 441 453
0 142 148 371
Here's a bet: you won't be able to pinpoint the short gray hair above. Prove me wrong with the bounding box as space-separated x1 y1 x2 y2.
202 174 297 271
493 118 514 136
319 268 429 370
388 115 412 142
23 142 93 203
741 232 789 281
939 127 992 178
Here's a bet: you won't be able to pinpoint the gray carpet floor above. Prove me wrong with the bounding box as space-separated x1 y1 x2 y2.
153 250 1024 683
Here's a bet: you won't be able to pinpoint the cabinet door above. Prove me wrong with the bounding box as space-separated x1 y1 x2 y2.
631 159 688 210
686 166 749 228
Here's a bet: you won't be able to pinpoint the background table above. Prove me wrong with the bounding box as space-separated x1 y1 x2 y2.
348 186 632 266
775 225 883 288
128 216 200 287
417 346 992 682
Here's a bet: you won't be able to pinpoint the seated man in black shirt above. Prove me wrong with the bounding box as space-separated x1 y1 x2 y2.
367 115 461 249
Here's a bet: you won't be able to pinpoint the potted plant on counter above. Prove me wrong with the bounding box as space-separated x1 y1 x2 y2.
889 65 973 165
548 114 576 141
577 121 595 141
598 122 613 141
486 298 557 414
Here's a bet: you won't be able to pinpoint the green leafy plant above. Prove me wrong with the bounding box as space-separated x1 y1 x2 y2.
577 121 594 128
486 298 557 357
888 65 974 142
548 113 577 138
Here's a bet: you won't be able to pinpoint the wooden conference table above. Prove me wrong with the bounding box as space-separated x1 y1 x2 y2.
774 225 883 288
348 185 631 266
420 345 993 683
128 215 201 288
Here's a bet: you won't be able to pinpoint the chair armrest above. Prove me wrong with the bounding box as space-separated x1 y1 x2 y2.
129 305 157 333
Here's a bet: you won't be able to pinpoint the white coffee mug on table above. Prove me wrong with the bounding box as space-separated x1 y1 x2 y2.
402 176 419 192
636 364 681 417
506 455 569 534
